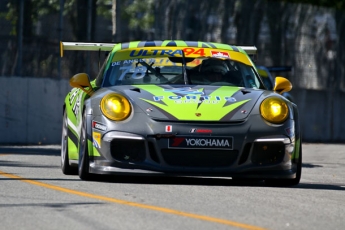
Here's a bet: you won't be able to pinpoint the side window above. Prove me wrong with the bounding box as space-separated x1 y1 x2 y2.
245 74 258 88
261 77 273 90
96 54 110 87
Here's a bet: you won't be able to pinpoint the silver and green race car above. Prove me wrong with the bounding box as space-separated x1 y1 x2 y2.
60 40 302 186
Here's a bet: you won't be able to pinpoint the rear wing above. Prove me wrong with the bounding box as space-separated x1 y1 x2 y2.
238 46 257 55
60 41 116 57
239 46 257 62
60 41 257 57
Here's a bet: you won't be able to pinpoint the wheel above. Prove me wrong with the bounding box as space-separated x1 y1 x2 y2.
61 110 78 175
265 143 302 187
78 112 92 180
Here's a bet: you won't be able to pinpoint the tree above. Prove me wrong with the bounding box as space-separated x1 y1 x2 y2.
234 0 265 45
279 0 345 89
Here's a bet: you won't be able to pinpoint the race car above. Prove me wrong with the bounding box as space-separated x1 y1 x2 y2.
60 40 302 186
256 65 294 102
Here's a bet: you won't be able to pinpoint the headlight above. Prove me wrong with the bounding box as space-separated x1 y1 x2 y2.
100 93 131 121
260 97 289 123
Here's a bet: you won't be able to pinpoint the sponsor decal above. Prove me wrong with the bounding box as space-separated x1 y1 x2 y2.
92 132 101 148
69 88 82 117
146 108 153 112
165 125 172 132
190 128 212 134
69 88 79 105
136 85 251 121
130 49 183 57
129 48 205 57
169 136 233 149
153 95 237 104
163 87 204 95
211 51 230 58
92 121 107 131
151 88 237 104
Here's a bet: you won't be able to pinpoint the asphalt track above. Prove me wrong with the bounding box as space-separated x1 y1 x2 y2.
0 143 344 230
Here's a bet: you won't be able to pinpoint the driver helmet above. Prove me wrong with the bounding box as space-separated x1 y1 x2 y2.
199 58 229 75
200 58 229 81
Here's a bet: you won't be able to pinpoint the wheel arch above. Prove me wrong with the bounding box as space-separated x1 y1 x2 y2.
81 103 94 158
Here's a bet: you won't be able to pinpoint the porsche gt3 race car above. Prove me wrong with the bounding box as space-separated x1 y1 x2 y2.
60 40 302 186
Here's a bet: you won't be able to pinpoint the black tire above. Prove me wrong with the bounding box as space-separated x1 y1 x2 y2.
265 143 302 187
78 112 92 180
61 110 78 175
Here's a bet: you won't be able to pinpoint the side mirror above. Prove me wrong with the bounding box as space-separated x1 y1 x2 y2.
69 73 94 96
273 76 292 94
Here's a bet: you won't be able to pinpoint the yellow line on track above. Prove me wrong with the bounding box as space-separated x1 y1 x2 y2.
0 170 267 230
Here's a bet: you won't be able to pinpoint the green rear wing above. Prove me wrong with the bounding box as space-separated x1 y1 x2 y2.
60 41 256 57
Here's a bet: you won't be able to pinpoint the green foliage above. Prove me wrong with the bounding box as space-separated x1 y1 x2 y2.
96 0 112 19
1 0 64 35
96 0 155 30
122 0 155 30
1 1 17 35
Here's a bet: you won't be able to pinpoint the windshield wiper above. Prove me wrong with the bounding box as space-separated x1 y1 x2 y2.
136 61 167 82
181 50 191 85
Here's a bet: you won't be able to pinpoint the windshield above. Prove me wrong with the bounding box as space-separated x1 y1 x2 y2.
102 57 262 88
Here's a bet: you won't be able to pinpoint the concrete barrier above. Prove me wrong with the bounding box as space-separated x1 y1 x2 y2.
0 77 70 144
291 88 345 143
0 77 344 144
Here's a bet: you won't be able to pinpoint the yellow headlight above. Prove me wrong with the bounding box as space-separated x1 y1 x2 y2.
260 97 289 123
100 93 131 121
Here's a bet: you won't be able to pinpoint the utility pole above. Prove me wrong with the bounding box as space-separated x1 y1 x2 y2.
86 0 92 75
112 0 121 42
58 0 64 78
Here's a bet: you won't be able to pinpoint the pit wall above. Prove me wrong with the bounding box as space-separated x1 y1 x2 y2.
0 77 344 144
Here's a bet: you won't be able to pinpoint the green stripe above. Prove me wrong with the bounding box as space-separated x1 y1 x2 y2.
129 41 141 48
91 146 101 157
292 138 301 160
136 85 250 121
87 139 94 157
68 137 78 160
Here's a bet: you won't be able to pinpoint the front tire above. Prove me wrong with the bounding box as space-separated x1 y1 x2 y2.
78 112 92 180
61 110 77 175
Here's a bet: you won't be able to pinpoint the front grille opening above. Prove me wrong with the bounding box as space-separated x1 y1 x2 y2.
238 143 252 165
161 149 239 167
148 141 160 163
251 142 285 165
110 139 146 162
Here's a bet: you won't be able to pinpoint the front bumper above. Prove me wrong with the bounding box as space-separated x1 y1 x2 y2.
88 115 298 179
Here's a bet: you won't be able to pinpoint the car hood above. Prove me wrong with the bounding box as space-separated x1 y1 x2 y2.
119 85 263 122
